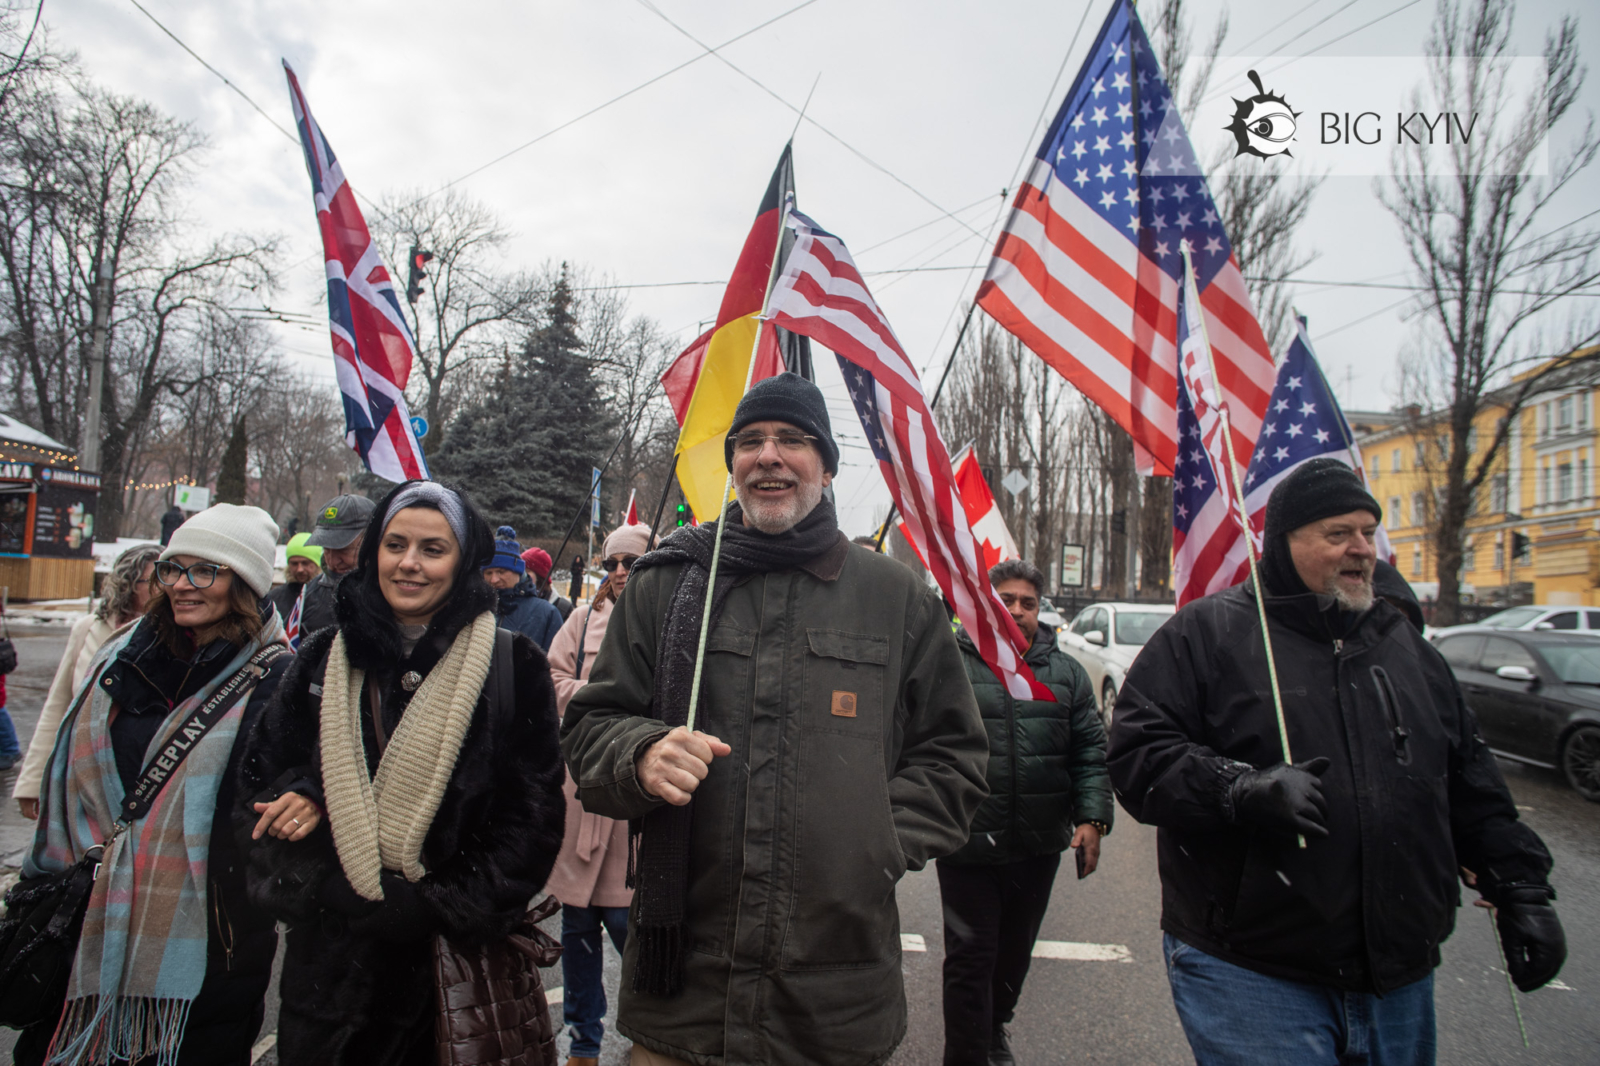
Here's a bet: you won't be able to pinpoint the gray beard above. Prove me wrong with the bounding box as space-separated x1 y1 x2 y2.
736 478 823 534
1329 579 1375 612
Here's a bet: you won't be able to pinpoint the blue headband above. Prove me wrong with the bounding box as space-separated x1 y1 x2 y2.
384 482 469 549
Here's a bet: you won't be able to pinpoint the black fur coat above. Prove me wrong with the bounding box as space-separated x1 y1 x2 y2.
234 574 566 1066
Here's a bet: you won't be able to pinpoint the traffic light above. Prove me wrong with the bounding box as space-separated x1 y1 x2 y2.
675 503 689 528
1512 531 1530 562
405 245 433 304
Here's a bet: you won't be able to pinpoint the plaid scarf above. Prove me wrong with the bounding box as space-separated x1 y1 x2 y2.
626 498 842 995
25 615 286 1066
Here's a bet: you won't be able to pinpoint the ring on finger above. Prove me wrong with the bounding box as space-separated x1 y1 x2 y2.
290 817 301 827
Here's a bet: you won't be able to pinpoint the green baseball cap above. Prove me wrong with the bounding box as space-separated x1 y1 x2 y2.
306 493 375 549
284 532 322 565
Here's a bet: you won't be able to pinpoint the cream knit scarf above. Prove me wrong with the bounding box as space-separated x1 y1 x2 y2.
319 610 498 901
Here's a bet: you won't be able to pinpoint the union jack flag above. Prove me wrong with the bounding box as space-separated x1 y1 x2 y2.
976 0 1275 476
284 63 429 483
767 210 1053 701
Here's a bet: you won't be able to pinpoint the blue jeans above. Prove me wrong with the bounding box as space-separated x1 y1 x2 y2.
1164 934 1436 1066
0 703 20 764
561 903 629 1058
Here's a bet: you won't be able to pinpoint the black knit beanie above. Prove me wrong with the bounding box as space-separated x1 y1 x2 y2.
724 372 839 475
1260 457 1382 595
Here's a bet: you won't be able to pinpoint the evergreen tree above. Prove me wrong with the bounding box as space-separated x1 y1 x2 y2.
432 265 616 536
215 415 249 505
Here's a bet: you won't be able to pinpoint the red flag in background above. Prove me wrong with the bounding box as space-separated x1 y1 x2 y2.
899 445 1020 573
623 489 639 525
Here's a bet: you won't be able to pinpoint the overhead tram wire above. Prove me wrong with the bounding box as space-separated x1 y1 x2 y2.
1228 0 1325 56
631 0 987 244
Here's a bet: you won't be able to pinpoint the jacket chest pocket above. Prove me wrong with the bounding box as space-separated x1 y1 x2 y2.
1367 665 1447 779
803 629 888 735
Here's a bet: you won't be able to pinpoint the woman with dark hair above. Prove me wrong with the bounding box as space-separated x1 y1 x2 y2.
15 542 163 818
16 505 291 1065
236 480 566 1066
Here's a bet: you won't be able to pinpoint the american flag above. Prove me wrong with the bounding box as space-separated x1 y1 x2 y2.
976 0 1275 476
1172 260 1248 606
1242 316 1395 562
284 63 429 483
767 210 1052 701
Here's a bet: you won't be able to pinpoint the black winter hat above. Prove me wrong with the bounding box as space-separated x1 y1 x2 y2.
724 372 839 475
1263 457 1382 542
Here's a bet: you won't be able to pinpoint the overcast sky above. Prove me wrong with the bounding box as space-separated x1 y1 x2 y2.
36 0 1600 536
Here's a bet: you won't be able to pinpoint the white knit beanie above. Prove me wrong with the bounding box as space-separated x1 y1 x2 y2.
603 523 653 559
161 503 280 597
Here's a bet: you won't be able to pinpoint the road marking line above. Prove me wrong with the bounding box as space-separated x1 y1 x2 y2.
1547 979 1574 991
901 933 927 952
250 1034 276 1064
1031 940 1132 962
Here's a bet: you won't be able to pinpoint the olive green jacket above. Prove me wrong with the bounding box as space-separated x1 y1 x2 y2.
562 538 987 1066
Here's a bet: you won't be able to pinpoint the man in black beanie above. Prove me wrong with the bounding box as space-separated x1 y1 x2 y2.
1107 456 1565 1065
563 372 987 1066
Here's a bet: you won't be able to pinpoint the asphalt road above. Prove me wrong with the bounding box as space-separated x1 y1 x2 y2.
0 628 1594 1064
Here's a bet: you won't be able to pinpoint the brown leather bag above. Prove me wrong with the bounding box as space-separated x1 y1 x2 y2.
434 894 564 1066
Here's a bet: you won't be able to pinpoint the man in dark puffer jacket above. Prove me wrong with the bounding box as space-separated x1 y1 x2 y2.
941 558 1113 1066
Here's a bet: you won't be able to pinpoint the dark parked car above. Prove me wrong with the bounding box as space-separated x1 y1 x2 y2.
1435 630 1600 802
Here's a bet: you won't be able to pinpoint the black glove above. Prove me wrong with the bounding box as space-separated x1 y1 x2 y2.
1495 885 1567 992
1226 757 1331 839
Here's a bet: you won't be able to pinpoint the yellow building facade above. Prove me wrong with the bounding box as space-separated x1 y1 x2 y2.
1358 351 1600 608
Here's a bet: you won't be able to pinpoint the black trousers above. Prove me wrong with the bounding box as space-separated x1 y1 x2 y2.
936 852 1063 1066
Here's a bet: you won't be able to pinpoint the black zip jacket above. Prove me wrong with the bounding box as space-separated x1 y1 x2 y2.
1107 582 1553 993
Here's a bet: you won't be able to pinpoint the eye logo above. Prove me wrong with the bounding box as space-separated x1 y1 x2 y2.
1226 69 1299 159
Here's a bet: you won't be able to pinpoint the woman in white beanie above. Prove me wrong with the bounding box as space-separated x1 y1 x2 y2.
15 503 293 1066
545 522 651 1066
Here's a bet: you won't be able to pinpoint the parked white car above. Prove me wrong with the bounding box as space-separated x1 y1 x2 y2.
1430 605 1600 644
1058 602 1177 722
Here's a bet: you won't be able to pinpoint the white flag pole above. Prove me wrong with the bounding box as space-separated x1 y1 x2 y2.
1182 246 1304 849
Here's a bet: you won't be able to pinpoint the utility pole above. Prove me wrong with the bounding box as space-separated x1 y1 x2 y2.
80 258 112 473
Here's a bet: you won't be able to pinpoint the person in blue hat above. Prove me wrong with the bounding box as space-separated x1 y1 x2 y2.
483 526 563 651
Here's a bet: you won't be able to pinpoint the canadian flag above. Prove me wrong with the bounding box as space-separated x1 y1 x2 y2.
899 445 1020 572
624 489 639 525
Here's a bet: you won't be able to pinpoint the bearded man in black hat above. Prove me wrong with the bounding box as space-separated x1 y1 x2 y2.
1108 457 1565 1066
563 373 987 1066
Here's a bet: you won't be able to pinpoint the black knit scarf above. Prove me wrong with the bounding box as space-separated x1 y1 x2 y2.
626 496 842 995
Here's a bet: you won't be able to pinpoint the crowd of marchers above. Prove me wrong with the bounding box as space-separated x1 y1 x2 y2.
0 374 1568 1066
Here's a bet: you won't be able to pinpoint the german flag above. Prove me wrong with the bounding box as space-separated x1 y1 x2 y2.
661 146 810 520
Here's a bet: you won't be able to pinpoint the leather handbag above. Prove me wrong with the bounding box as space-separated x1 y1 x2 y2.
0 645 283 1030
433 894 563 1066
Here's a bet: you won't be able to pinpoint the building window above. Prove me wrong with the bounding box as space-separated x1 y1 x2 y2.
1389 496 1402 523
1494 539 1505 570
1368 455 1379 481
1517 534 1532 565
1412 546 1423 577
1558 395 1575 433
1466 426 1478 454
1391 448 1402 473
1541 462 1551 504
1410 492 1426 525
1491 473 1508 512
1581 456 1590 502
1414 441 1426 465
1558 462 1574 502
1539 402 1550 439
1464 544 1476 571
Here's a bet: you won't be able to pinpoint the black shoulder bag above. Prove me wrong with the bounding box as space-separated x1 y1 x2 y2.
0 644 284 1030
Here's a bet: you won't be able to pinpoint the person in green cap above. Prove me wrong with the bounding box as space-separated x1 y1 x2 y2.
265 532 322 624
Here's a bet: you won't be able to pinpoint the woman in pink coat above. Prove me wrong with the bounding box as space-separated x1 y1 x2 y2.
546 523 650 1066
